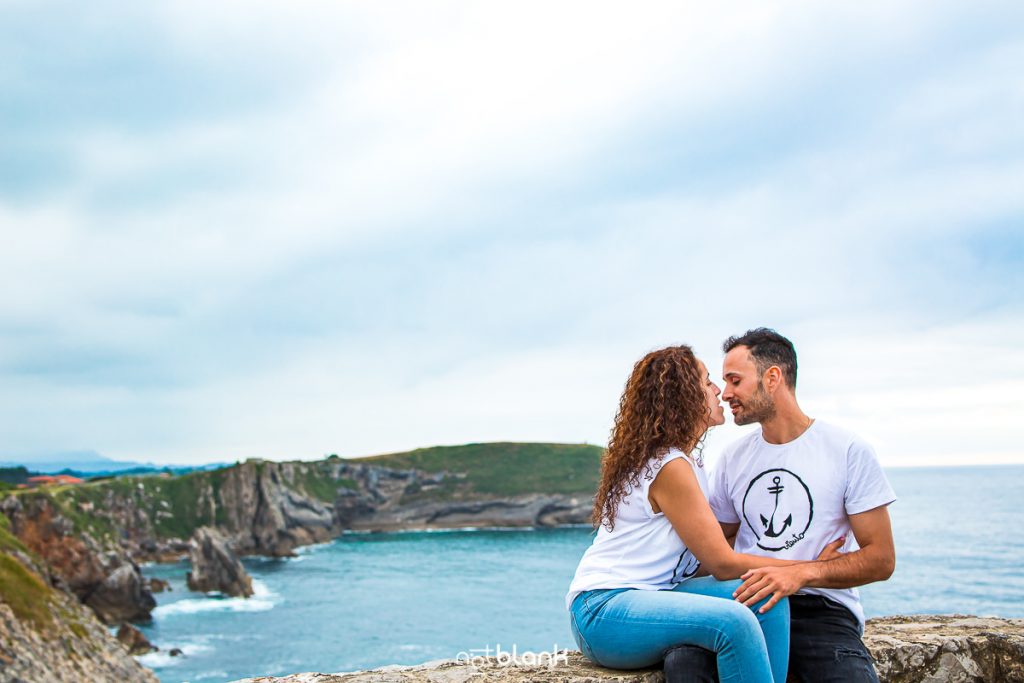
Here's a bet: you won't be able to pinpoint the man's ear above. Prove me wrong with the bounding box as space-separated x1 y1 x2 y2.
763 366 783 393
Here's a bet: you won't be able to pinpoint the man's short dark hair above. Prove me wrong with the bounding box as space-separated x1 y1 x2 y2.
723 327 798 389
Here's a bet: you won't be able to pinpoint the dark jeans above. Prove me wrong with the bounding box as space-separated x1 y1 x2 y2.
663 595 880 683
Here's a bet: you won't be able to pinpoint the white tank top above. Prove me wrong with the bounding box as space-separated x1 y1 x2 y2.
566 449 709 609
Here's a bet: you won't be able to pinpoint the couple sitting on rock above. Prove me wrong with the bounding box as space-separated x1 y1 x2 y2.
567 328 896 683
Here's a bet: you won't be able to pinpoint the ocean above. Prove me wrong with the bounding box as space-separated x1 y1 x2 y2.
135 465 1024 683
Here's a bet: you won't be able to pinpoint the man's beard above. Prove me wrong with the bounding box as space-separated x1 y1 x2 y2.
734 381 776 425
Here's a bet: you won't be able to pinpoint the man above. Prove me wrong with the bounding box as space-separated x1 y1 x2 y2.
664 328 896 683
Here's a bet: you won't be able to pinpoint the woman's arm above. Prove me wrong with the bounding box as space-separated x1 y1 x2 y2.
649 458 811 580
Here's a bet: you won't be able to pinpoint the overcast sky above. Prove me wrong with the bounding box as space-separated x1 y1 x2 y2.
1 1 1022 468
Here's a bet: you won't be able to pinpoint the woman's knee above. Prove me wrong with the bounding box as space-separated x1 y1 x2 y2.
752 595 790 628
713 600 765 645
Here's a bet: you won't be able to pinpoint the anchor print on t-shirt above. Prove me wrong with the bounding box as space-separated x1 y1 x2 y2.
741 468 814 552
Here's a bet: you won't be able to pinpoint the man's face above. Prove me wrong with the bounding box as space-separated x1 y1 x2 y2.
722 346 776 425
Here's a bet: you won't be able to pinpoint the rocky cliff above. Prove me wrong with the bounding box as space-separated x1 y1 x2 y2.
0 443 598 682
0 516 157 682
236 615 1024 683
9 444 600 565
0 494 155 625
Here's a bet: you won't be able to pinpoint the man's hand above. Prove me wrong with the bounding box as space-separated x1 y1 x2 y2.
816 536 846 562
733 564 813 613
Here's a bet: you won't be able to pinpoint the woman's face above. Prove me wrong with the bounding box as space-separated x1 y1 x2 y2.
697 360 726 427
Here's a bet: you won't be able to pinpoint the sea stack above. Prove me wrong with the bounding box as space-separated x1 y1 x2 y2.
186 526 254 598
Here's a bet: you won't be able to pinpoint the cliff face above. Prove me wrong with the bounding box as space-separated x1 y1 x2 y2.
216 460 341 556
0 581 158 683
235 616 1024 683
0 494 155 625
15 455 593 564
334 459 591 531
0 517 157 682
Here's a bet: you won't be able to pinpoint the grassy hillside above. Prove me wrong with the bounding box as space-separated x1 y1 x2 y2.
0 515 53 629
4 443 604 543
351 442 604 499
10 467 233 545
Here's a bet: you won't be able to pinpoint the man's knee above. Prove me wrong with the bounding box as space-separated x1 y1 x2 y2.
831 644 879 682
789 597 878 682
663 645 717 683
789 641 879 683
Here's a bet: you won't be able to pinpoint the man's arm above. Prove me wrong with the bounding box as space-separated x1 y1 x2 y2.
720 522 739 549
801 505 895 587
733 505 896 612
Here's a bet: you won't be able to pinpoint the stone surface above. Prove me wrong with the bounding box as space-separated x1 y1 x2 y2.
116 622 156 655
148 576 170 592
0 494 156 625
0 552 158 683
234 616 1024 683
235 652 660 683
86 561 157 624
345 494 591 532
187 526 254 597
864 615 1024 682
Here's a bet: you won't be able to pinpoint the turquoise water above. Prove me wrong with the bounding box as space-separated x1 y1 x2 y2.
136 465 1024 683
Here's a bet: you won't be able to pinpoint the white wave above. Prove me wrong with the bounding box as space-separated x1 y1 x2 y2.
152 580 278 617
294 539 335 554
250 579 274 598
136 642 212 668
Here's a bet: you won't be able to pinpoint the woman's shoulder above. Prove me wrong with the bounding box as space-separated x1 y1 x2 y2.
658 447 696 468
647 449 700 484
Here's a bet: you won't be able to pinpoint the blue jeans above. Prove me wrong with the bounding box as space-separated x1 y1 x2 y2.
662 595 879 683
569 577 790 683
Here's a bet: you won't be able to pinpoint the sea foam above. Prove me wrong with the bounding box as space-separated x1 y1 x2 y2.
152 579 278 617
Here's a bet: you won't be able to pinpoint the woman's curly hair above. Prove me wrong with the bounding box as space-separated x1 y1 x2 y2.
592 345 711 531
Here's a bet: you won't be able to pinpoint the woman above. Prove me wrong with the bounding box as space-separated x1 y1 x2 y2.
567 345 832 683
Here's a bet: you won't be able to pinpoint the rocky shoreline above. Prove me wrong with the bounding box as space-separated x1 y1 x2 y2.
0 452 594 682
2 457 593 622
235 616 1024 683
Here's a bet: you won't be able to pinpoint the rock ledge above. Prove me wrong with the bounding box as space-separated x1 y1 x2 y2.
234 615 1024 683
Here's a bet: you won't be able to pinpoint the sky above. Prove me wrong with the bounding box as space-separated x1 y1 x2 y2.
1 1 1022 468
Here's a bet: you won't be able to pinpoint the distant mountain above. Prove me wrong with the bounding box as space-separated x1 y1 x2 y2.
0 450 226 475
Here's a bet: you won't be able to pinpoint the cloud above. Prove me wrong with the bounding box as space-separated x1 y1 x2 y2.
0 0 1021 463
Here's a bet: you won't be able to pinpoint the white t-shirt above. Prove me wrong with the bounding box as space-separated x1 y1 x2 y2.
708 420 896 629
566 449 708 609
